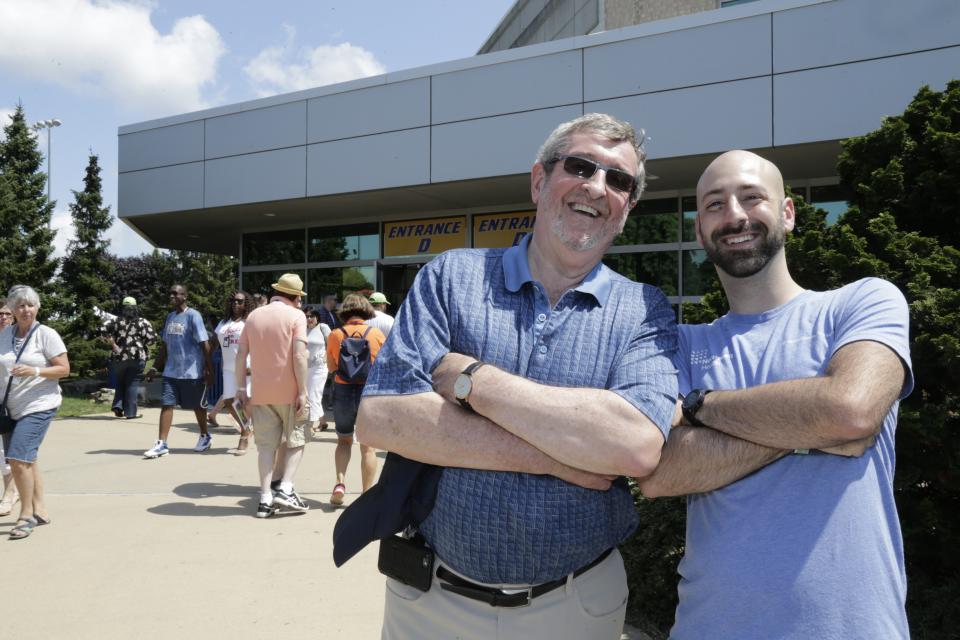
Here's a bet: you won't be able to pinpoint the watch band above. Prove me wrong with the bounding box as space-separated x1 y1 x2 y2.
456 361 486 412
682 389 712 427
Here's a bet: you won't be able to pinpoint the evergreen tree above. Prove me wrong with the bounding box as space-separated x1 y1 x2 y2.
0 104 58 295
59 154 115 376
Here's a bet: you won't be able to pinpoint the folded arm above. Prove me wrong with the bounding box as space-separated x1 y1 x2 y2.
357 393 615 491
432 353 665 477
696 340 906 450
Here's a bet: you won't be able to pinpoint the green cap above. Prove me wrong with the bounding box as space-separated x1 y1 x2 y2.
369 292 389 305
122 296 137 306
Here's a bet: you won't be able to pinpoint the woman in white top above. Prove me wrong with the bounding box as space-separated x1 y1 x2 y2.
214 291 253 455
0 285 70 539
304 308 331 433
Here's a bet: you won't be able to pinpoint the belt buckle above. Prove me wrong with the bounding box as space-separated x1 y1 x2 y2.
496 586 533 608
520 587 533 607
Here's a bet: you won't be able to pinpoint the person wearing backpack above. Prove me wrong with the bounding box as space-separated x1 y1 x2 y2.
325 294 386 506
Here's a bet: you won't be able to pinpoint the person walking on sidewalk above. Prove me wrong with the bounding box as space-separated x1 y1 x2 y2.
304 308 331 434
213 291 254 455
143 284 214 459
0 285 71 539
235 274 311 518
325 294 385 506
102 296 155 420
365 292 394 338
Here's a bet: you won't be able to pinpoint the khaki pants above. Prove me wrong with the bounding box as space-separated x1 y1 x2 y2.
250 403 308 448
382 548 628 640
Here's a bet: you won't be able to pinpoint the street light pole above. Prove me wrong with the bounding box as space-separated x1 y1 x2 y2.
31 118 62 204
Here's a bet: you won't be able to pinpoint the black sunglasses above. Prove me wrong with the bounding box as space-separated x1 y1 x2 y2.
550 155 637 196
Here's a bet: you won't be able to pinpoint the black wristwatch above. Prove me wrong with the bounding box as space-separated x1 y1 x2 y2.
454 361 486 412
681 389 713 427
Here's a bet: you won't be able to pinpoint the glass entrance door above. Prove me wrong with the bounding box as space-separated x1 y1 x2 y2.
379 263 423 312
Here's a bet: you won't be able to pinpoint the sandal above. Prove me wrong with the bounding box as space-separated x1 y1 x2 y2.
330 483 346 506
9 516 37 540
35 514 52 526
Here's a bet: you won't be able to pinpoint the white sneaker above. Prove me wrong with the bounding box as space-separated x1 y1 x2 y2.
193 433 212 452
143 440 169 459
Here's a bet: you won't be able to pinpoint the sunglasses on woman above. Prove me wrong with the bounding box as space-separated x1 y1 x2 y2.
549 155 637 196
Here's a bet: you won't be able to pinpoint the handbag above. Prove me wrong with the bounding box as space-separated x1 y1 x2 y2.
0 323 42 434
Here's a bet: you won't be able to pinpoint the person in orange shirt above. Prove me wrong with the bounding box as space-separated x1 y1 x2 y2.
326 294 385 506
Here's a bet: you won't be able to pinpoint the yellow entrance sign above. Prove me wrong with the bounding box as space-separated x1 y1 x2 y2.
383 216 466 257
472 211 536 248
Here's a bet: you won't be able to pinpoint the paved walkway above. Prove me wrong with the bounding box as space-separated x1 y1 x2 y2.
2 407 649 639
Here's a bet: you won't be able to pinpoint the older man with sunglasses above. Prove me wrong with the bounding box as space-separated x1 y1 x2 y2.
354 113 678 640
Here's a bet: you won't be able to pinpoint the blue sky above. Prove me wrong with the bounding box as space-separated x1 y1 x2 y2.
0 0 517 257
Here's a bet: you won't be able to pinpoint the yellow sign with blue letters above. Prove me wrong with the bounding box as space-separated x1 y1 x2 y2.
472 211 536 248
383 216 467 257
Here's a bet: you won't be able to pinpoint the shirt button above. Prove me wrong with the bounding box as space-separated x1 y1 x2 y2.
538 345 548 354
537 313 547 323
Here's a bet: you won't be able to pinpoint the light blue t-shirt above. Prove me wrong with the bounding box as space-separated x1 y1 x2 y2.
672 278 913 640
161 308 208 380
364 236 678 584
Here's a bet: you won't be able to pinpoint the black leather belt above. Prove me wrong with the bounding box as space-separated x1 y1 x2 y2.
436 548 613 608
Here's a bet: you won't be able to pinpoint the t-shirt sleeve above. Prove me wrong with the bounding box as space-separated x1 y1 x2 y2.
363 256 451 397
41 326 68 359
292 313 307 344
674 324 693 396
833 277 913 399
142 319 157 344
607 286 679 441
191 310 209 343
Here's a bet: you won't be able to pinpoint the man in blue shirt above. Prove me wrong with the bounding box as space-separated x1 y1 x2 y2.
358 114 678 640
639 151 913 639
144 284 214 459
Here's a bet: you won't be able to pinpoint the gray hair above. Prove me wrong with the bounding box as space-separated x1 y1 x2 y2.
6 285 40 310
536 113 647 204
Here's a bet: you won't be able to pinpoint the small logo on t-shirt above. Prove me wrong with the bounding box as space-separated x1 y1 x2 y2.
167 321 186 336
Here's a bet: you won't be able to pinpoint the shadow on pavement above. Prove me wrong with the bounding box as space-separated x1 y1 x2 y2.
85 447 236 456
174 482 254 499
147 498 259 518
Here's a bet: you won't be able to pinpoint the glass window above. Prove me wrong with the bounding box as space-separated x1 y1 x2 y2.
308 223 380 262
242 269 306 298
810 185 851 225
617 197 679 246
681 196 698 242
682 249 717 296
604 251 679 296
307 266 376 303
242 230 304 267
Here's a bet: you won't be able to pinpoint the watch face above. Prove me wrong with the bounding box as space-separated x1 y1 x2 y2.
454 373 472 400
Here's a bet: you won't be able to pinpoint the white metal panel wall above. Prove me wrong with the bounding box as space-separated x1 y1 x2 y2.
118 163 203 215
307 128 431 195
431 51 583 124
584 15 772 101
308 78 430 142
204 147 307 208
774 46 960 146
118 121 203 172
205 101 307 159
589 77 772 159
774 0 960 72
431 105 582 182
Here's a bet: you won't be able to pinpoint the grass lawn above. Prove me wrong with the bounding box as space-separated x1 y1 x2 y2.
57 395 115 418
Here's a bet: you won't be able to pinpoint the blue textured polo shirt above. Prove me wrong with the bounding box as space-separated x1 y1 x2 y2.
363 235 678 584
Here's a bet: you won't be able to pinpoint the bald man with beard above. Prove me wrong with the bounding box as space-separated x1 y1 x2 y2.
639 151 914 639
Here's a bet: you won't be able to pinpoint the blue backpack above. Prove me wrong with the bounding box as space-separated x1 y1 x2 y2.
337 326 373 384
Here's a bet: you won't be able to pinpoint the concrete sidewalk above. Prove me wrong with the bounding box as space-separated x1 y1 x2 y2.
2 407 650 639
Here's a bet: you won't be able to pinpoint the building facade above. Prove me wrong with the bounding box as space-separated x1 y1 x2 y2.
118 0 959 315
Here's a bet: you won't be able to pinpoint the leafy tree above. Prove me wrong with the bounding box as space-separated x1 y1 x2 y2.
627 83 960 639
0 104 58 295
59 154 114 376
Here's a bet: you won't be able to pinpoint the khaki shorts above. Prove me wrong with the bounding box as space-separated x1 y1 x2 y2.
250 403 308 449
